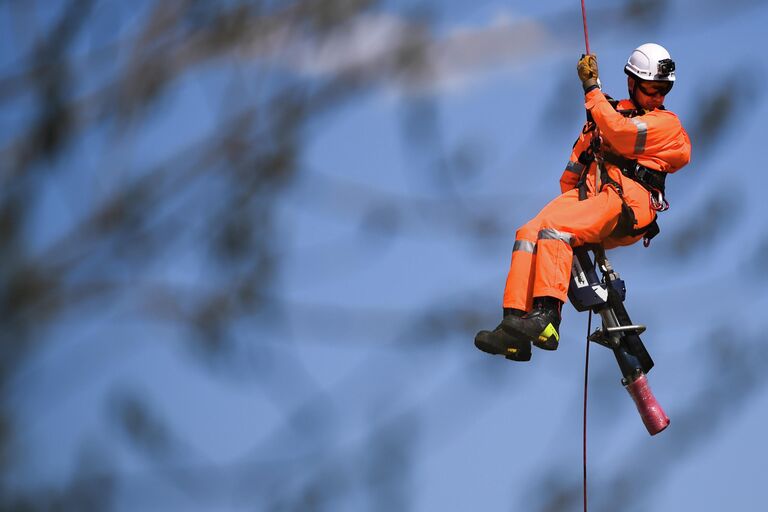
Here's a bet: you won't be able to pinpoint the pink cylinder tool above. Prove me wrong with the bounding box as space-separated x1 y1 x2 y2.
625 373 670 436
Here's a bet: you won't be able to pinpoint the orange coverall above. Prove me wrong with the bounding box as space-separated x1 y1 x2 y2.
502 88 691 311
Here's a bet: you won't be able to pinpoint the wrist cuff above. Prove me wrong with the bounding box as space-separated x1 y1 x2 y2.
583 83 600 94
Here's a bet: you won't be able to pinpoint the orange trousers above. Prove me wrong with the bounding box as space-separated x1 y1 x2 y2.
502 184 652 311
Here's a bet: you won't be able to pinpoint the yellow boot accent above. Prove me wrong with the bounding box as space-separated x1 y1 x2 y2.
538 323 560 343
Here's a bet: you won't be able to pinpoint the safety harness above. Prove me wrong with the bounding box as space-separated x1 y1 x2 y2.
574 97 669 246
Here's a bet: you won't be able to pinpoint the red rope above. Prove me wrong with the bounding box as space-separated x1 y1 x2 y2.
580 0 591 55
583 310 592 512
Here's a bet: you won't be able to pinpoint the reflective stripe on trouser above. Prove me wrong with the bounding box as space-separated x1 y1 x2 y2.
502 187 627 308
502 238 537 311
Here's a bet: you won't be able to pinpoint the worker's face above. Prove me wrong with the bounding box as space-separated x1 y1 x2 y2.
629 77 672 110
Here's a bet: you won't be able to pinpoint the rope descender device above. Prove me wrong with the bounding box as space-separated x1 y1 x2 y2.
569 244 670 435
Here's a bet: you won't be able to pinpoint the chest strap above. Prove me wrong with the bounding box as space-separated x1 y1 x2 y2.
600 152 667 195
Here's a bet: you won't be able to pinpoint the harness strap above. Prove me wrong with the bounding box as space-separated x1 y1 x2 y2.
575 130 599 201
597 156 660 243
600 152 667 194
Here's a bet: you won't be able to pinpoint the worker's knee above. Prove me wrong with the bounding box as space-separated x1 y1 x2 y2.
536 218 576 246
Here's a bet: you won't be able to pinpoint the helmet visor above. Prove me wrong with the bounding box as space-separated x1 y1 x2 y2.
637 80 673 97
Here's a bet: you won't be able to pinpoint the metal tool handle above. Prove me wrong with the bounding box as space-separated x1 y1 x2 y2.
606 324 646 335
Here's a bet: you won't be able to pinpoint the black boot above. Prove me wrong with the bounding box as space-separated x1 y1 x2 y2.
474 308 532 361
501 297 562 351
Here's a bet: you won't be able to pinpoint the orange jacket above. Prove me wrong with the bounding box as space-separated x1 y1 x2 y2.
560 89 691 194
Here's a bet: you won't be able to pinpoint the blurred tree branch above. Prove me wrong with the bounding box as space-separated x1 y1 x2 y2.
0 0 432 509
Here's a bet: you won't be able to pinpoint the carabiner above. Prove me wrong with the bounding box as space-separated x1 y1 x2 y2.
650 190 669 212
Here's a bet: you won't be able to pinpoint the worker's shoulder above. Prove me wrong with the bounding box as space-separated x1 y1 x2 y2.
642 107 684 128
644 108 679 120
650 107 681 118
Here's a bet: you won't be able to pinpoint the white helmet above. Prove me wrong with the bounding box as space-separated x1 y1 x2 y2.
624 43 676 82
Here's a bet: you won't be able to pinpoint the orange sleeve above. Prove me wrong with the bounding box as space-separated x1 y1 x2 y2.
560 124 592 193
585 89 691 173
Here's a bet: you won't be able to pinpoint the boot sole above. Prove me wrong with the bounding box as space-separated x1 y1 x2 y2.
532 337 559 351
474 335 531 361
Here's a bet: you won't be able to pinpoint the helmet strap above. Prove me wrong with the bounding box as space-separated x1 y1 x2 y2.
628 78 642 110
627 77 657 113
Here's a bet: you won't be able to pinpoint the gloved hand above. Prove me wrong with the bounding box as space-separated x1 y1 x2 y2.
577 54 600 92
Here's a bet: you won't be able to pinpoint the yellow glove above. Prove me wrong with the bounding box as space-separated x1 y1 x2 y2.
577 54 600 92
577 54 598 81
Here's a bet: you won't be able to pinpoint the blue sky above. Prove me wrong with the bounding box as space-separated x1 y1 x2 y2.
3 1 768 511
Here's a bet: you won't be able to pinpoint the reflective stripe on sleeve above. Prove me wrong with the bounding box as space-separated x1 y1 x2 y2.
565 161 584 174
632 118 648 154
513 240 536 254
538 228 574 246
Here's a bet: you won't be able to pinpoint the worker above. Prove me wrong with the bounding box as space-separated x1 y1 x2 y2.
475 43 691 361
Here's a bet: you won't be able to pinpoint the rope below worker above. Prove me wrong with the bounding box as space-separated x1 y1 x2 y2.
583 310 592 512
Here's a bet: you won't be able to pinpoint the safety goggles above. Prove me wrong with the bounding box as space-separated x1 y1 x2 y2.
636 80 673 97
